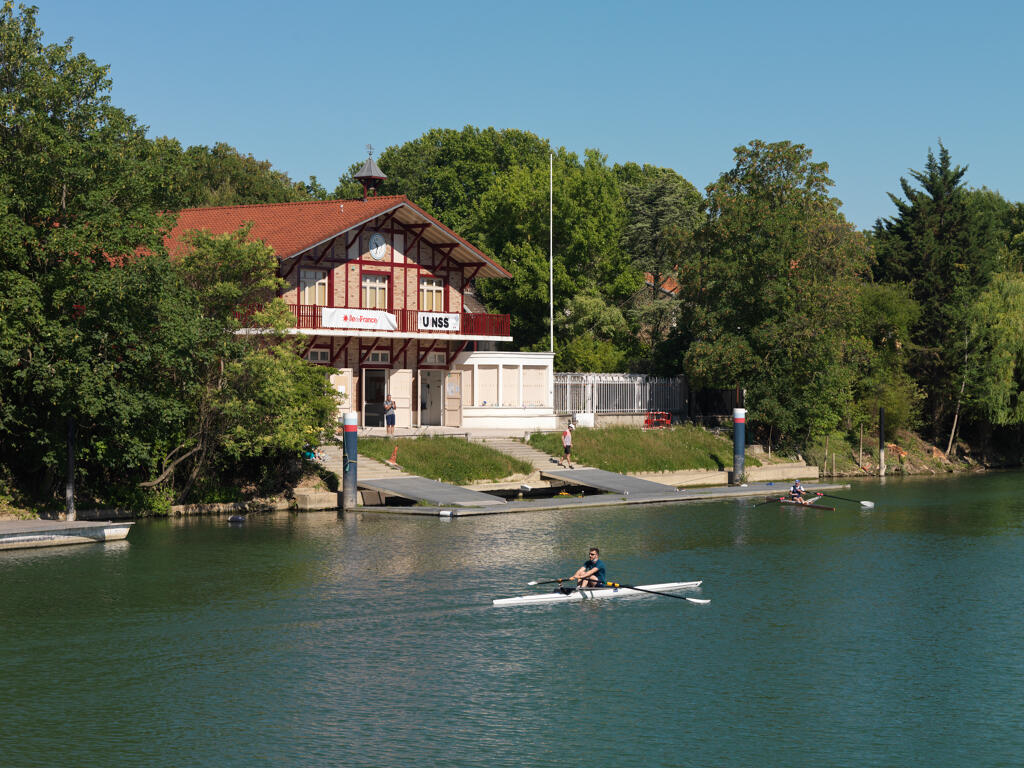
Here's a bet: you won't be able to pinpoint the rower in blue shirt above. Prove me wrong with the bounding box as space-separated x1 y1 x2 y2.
572 547 606 588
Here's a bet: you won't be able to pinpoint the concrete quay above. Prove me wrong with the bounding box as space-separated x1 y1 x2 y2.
0 519 133 551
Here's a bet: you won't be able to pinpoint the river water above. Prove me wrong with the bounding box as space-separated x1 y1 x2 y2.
2 472 1022 767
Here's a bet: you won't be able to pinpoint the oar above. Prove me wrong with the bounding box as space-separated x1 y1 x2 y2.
815 492 875 508
605 582 710 605
527 578 573 586
754 497 783 507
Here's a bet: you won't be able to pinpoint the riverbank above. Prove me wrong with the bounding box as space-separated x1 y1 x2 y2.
1 424 1012 521
801 428 1006 478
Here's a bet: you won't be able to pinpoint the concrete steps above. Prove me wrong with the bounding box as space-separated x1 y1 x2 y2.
317 445 409 481
469 436 562 471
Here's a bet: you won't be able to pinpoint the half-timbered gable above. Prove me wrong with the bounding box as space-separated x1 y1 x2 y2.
167 195 556 430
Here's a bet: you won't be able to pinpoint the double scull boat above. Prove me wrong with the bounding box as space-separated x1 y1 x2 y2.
493 580 704 607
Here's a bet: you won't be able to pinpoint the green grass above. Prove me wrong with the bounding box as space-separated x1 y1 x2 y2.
528 424 762 473
359 437 533 484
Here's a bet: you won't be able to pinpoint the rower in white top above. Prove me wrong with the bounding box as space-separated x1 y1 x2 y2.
789 478 809 505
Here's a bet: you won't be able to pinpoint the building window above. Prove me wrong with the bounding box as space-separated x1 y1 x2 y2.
367 350 391 364
307 348 331 364
362 274 388 309
300 269 328 306
419 278 444 312
425 351 446 366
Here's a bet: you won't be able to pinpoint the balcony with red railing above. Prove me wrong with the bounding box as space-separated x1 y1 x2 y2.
284 304 511 338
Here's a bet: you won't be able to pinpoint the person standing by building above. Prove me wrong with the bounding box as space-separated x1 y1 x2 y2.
383 393 396 437
559 422 575 468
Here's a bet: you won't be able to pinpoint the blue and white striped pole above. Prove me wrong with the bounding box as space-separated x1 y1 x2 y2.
342 412 358 509
732 408 746 485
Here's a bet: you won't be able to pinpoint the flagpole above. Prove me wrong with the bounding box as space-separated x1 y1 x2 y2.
549 152 554 354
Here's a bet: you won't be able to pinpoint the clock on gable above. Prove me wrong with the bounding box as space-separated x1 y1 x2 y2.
369 233 388 261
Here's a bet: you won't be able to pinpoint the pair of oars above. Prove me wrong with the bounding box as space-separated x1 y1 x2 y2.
528 578 710 605
755 492 875 508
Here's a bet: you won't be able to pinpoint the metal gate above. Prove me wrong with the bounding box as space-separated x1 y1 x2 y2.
553 373 685 415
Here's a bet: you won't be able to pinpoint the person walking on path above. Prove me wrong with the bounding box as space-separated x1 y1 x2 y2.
383 393 396 437
559 422 575 468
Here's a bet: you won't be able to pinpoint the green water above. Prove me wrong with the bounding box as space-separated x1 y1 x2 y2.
2 472 1022 767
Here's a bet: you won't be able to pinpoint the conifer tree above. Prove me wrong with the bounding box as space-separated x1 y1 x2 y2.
873 143 1005 439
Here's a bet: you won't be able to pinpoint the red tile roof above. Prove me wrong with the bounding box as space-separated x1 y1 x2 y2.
645 272 680 295
166 195 511 278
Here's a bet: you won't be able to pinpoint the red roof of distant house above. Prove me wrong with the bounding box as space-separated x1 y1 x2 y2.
645 272 680 295
165 195 511 278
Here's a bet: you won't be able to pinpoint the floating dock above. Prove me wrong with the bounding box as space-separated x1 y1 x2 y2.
358 482 849 516
357 476 507 507
0 520 133 551
541 468 684 497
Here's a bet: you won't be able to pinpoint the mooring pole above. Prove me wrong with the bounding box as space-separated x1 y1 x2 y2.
342 412 358 509
65 415 77 521
879 406 886 478
732 408 746 485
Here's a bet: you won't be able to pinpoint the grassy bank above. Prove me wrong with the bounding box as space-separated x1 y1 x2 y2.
359 437 533 485
528 424 763 473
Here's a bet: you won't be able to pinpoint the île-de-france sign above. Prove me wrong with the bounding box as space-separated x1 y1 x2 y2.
321 308 398 331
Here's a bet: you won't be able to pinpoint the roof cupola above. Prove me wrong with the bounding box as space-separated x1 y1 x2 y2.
354 143 387 200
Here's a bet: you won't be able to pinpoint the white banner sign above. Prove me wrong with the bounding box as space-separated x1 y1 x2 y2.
321 308 398 331
417 312 461 332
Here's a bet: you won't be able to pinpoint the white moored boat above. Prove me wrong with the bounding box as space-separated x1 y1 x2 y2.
492 581 703 607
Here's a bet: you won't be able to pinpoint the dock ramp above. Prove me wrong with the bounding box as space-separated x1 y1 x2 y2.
540 468 683 497
358 476 506 507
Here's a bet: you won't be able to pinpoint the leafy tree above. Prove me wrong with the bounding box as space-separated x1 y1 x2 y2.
0 4 336 509
155 228 337 501
965 272 1024 427
174 141 315 208
0 2 174 508
616 163 703 370
338 126 552 231
850 283 923 439
472 148 633 365
672 140 871 446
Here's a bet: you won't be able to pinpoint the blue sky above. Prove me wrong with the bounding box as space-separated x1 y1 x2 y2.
33 0 1024 230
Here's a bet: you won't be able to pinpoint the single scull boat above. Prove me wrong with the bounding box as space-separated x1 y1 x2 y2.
492 580 703 607
766 497 835 511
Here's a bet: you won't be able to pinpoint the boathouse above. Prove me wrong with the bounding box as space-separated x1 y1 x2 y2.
168 184 557 431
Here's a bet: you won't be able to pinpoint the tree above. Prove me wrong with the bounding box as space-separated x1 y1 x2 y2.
965 272 1024 427
157 228 337 502
0 4 336 509
849 282 923 440
472 148 633 366
0 2 174 510
872 143 1007 441
617 164 703 370
337 126 552 231
672 140 871 446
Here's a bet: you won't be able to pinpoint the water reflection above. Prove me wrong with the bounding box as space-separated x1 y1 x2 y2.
1 472 1022 767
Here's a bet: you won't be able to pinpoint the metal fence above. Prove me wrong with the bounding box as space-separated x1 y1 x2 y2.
554 373 686 415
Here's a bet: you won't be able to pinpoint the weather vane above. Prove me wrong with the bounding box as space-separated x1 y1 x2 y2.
366 143 374 158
